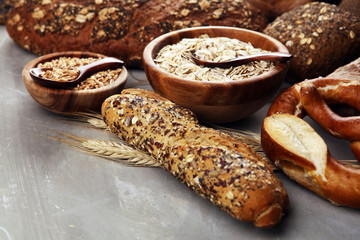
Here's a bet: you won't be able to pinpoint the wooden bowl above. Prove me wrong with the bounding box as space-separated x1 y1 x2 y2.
23 51 127 114
143 26 290 123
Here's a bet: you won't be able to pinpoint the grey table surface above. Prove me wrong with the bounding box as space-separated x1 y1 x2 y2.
0 25 359 240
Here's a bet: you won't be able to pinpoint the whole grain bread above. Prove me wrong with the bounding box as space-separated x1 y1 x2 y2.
0 0 22 24
339 0 360 16
101 88 289 228
6 0 271 68
249 0 313 20
263 2 360 83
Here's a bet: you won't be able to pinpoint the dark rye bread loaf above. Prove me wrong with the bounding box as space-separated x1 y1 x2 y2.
263 2 360 83
101 89 289 228
6 0 270 68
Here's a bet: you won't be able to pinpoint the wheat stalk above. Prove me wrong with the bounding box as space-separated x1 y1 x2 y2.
53 113 360 170
49 131 161 167
53 113 277 169
69 113 266 152
58 112 108 130
209 124 266 156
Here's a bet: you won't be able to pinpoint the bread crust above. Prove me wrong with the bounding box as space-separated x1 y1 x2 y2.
0 0 21 24
249 0 312 20
261 78 360 208
101 89 288 228
5 0 269 67
263 2 360 83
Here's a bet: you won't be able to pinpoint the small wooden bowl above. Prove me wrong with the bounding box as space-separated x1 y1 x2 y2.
143 26 290 123
23 51 127 114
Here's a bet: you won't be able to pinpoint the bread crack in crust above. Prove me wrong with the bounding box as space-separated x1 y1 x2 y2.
101 89 288 228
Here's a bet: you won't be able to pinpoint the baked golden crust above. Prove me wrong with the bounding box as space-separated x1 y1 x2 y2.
5 0 269 67
101 89 289 228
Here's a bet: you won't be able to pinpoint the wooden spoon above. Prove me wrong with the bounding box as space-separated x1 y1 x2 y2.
29 57 124 88
191 52 292 68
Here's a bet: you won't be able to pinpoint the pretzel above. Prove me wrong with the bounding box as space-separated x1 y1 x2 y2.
261 78 360 208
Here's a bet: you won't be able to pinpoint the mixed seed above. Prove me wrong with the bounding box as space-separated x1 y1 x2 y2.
37 57 122 90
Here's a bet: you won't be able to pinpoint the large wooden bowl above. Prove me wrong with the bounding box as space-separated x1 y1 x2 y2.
143 26 290 123
23 51 127 114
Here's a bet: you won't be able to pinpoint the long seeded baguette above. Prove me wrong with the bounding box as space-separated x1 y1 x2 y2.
101 89 289 228
5 0 270 68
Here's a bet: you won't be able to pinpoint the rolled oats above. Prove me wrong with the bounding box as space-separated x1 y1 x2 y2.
154 35 275 82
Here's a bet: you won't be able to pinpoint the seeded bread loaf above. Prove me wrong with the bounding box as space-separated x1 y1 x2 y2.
263 2 360 83
0 1 8 24
6 0 271 68
0 0 21 24
101 89 289 228
249 0 313 20
339 0 360 16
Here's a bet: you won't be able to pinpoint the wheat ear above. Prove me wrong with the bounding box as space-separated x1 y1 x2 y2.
49 131 161 167
56 113 359 170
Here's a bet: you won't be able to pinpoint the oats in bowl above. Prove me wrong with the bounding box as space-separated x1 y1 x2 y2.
143 26 290 123
154 34 275 82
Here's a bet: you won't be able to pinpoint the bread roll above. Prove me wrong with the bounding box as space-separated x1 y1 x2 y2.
263 2 360 83
262 113 360 208
261 78 360 208
101 89 289 228
5 0 269 68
